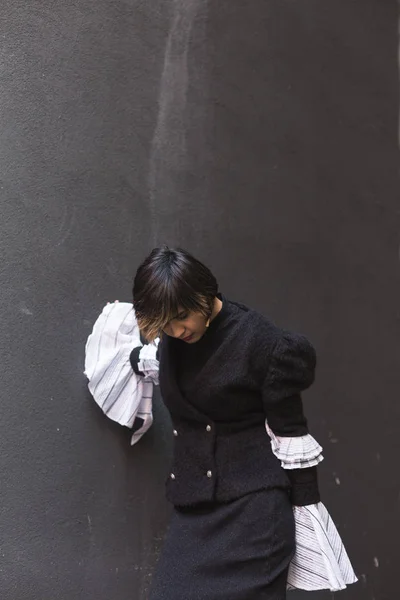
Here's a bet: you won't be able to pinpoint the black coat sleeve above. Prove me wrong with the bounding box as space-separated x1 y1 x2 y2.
261 328 320 506
262 329 316 436
129 346 145 376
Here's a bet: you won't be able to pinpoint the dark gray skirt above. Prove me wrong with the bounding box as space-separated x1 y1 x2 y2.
149 488 295 600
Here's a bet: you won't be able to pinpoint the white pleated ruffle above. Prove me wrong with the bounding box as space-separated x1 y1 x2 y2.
138 339 160 385
288 502 358 591
84 302 154 445
265 421 324 469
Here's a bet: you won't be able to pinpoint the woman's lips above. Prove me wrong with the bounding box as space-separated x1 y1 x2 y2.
182 334 193 342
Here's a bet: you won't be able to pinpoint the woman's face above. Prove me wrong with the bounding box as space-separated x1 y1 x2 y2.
163 308 208 344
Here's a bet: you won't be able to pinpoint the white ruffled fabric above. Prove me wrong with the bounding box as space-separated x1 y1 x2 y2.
84 304 357 590
265 421 324 469
138 339 160 385
265 420 357 591
84 302 154 445
288 503 358 591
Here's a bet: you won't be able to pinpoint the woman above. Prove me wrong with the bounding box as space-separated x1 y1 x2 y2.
85 246 357 599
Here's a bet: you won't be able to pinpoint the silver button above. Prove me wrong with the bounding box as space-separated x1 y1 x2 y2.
206 425 211 432
170 473 176 480
173 429 178 436
206 470 212 478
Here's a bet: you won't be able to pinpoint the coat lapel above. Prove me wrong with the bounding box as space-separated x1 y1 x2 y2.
159 334 209 423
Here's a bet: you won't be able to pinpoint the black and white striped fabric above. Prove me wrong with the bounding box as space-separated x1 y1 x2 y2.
288 503 358 591
84 302 155 445
265 421 357 590
84 302 357 591
136 338 160 385
265 421 324 469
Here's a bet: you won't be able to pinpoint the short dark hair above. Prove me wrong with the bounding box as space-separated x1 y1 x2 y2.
133 246 218 341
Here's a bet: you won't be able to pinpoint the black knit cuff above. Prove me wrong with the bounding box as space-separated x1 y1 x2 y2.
129 346 145 376
286 466 321 506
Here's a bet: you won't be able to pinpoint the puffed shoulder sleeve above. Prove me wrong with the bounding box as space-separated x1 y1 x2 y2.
261 328 323 506
262 329 316 436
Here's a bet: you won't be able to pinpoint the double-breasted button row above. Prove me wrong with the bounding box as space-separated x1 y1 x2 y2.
170 424 213 481
173 424 212 436
170 470 213 480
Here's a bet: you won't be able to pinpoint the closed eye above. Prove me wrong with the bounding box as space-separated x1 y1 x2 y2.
176 312 188 321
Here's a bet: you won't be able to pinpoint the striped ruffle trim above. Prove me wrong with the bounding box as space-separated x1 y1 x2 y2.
84 302 154 445
138 339 160 385
288 502 358 591
265 421 324 469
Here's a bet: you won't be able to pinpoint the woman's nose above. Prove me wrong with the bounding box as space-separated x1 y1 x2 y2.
170 323 185 338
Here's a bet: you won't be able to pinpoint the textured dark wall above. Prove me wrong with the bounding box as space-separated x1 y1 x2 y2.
0 1 398 599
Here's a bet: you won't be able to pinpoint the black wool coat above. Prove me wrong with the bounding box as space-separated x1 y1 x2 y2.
156 296 319 508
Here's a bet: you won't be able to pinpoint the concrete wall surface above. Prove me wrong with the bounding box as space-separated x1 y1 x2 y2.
0 1 398 599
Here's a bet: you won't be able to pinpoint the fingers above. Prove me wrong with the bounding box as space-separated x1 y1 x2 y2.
106 300 119 305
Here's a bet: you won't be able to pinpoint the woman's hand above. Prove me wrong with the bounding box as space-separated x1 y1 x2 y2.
106 300 119 305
